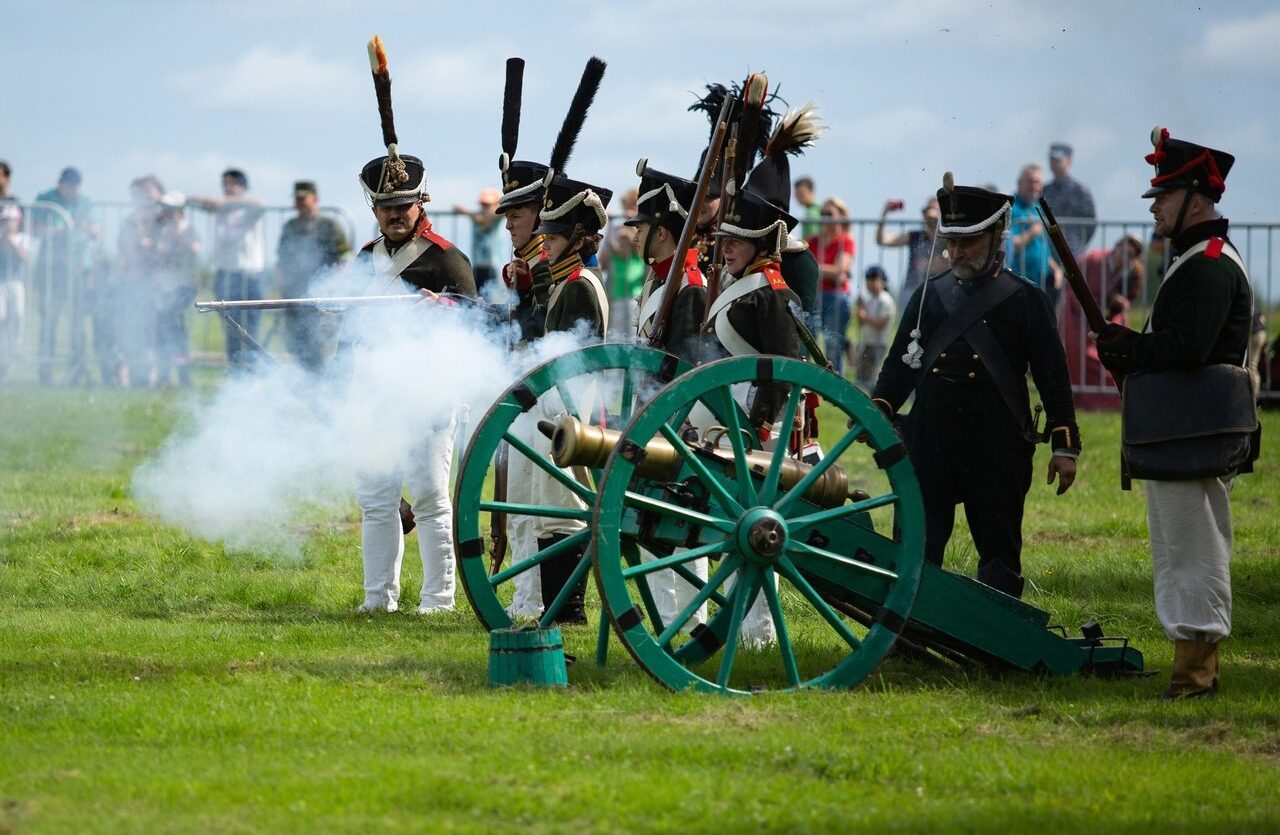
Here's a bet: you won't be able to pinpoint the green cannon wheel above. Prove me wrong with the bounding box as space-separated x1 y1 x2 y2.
454 343 702 631
592 355 926 693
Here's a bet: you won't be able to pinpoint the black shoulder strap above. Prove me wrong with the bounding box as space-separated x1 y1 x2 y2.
925 272 1039 440
918 272 1022 373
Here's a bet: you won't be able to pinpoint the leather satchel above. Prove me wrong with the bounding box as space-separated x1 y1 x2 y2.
1121 364 1257 481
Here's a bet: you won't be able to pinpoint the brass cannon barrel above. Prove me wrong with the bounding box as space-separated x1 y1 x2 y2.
548 415 866 509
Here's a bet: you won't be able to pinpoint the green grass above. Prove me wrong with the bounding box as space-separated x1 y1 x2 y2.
2 385 1279 833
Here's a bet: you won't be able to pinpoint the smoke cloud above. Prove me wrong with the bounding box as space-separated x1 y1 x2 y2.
132 284 593 556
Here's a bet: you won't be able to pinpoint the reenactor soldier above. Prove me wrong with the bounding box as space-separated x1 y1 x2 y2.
533 172 612 339
624 157 710 629
349 37 477 615
494 57 609 625
872 175 1080 600
627 159 707 363
1095 128 1254 699
527 170 612 624
495 58 552 346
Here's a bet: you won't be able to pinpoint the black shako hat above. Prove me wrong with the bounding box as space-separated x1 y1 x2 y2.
361 37 428 207
534 172 612 237
624 158 696 234
713 186 797 246
1141 126 1234 202
360 155 427 206
935 174 1012 239
497 159 550 214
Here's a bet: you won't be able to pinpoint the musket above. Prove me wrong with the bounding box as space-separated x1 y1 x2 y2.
648 95 732 348
1037 197 1124 389
215 297 421 534
704 125 737 313
195 294 425 313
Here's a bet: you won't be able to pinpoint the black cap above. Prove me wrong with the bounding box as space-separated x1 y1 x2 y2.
360 154 426 206
1141 126 1233 202
534 172 612 236
1049 142 1073 161
495 158 549 214
624 158 696 234
935 176 1012 239
294 180 317 197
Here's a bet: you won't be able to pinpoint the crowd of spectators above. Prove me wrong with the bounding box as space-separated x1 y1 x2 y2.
0 144 1269 397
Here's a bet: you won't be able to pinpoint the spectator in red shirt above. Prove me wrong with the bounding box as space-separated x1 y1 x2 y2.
809 197 856 373
1061 233 1144 408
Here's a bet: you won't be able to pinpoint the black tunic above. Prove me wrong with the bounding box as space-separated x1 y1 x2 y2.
543 256 605 338
502 235 551 343
1097 218 1251 374
639 249 707 366
871 264 1078 598
359 228 477 298
702 260 801 429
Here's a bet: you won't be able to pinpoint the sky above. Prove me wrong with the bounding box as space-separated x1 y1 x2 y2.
3 0 1278 245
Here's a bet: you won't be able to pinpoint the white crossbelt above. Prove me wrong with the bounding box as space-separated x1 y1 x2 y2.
707 273 770 357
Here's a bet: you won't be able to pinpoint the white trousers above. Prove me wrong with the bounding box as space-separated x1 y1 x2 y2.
641 547 708 632
354 417 457 611
688 391 779 647
505 411 543 618
1146 476 1234 642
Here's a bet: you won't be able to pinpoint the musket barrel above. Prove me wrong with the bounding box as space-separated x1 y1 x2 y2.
193 294 423 312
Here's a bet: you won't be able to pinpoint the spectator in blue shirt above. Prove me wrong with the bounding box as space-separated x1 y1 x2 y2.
1006 163 1062 306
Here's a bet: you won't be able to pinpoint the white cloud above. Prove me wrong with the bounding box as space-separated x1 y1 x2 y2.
1200 9 1280 69
172 45 360 111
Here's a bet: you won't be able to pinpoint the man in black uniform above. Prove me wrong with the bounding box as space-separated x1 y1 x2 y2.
1096 128 1253 698
872 177 1080 599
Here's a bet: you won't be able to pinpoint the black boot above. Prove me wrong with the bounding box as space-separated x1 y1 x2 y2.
538 533 588 625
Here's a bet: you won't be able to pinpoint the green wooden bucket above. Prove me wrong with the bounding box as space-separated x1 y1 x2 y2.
488 627 568 688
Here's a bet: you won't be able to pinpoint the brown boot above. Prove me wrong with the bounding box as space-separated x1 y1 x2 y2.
1161 634 1220 700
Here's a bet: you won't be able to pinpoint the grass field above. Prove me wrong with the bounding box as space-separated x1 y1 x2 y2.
2 380 1279 834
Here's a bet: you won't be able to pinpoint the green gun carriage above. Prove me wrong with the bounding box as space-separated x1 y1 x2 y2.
453 344 1143 694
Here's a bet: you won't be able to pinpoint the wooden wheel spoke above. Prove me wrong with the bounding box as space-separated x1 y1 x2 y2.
773 422 866 515
538 550 594 629
762 571 800 687
669 561 729 608
619 365 636 423
785 492 899 534
655 555 741 647
716 564 760 688
786 540 899 582
622 543 670 637
759 384 804 505
623 491 735 534
489 528 591 585
713 386 758 507
621 539 729 579
777 556 862 650
500 430 595 503
554 381 580 420
657 422 744 518
479 500 590 523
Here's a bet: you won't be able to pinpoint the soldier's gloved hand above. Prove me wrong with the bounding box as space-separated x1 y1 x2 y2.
857 398 898 445
1092 322 1139 374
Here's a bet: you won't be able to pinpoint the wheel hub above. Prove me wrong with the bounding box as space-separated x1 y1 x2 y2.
737 508 788 564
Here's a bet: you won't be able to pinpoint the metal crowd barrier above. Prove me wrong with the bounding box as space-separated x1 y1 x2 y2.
2 202 1275 402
